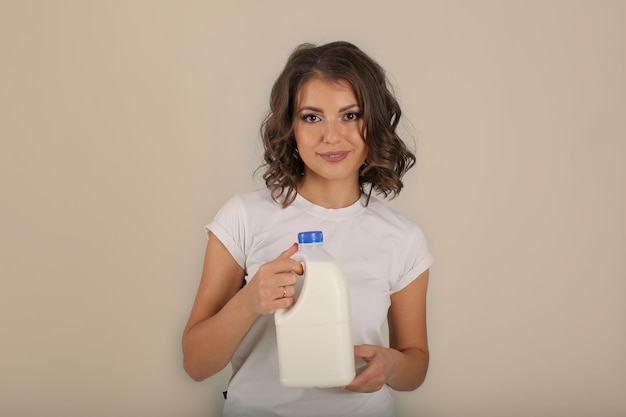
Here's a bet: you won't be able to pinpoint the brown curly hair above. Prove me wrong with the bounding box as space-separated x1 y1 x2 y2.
259 41 416 207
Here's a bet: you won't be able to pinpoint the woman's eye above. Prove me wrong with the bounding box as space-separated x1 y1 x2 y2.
344 112 361 121
302 114 321 123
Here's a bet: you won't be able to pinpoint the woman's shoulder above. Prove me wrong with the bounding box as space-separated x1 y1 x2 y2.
217 187 281 217
209 188 282 241
236 187 279 207
364 196 428 241
366 196 418 225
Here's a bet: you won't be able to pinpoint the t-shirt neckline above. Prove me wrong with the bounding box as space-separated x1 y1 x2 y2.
292 192 369 220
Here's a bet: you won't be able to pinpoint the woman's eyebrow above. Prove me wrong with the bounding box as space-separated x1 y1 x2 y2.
296 104 359 113
339 104 359 112
297 106 323 113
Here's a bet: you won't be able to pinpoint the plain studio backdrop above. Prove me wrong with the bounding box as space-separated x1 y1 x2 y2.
1 1 625 416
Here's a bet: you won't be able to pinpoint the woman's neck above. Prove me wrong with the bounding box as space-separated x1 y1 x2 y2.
297 178 362 209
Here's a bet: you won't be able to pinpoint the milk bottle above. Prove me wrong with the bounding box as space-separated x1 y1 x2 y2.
274 230 355 388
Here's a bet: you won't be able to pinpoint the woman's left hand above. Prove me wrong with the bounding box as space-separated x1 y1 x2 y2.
342 344 396 393
344 271 430 393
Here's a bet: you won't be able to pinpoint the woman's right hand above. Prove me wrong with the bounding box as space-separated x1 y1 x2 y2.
183 238 304 381
241 243 303 315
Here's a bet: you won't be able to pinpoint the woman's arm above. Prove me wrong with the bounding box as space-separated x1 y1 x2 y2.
182 233 301 381
345 269 429 392
385 268 430 390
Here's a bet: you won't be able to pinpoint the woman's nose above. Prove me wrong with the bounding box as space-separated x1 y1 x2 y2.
323 120 341 144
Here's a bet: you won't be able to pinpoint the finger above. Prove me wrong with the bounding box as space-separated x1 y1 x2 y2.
256 248 301 280
276 285 287 300
274 244 303 275
274 295 295 310
276 243 298 260
271 271 298 288
275 275 299 299
354 344 375 361
344 365 384 393
343 371 371 392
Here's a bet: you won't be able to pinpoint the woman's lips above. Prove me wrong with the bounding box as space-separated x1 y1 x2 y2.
318 151 349 162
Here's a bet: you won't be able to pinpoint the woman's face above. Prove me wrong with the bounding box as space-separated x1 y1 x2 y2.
293 77 368 188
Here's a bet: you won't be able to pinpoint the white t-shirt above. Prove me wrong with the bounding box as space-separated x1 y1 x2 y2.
206 188 433 417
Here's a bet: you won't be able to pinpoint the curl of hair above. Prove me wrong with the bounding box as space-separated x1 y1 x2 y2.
259 41 415 207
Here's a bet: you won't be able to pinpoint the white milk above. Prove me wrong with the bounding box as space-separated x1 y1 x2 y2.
274 231 355 388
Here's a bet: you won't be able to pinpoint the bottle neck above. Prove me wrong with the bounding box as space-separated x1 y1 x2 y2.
299 242 322 251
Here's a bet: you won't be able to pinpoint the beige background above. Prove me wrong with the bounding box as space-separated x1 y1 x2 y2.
1 1 625 416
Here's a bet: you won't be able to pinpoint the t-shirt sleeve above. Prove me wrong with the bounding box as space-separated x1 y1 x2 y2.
391 223 433 293
205 194 247 270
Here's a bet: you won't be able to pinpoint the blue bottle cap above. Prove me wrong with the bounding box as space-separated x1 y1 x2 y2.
298 231 323 244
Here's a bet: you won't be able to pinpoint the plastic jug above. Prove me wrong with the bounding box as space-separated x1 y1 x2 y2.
274 231 355 388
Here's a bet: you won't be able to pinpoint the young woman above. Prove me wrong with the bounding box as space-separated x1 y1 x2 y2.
183 41 433 417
